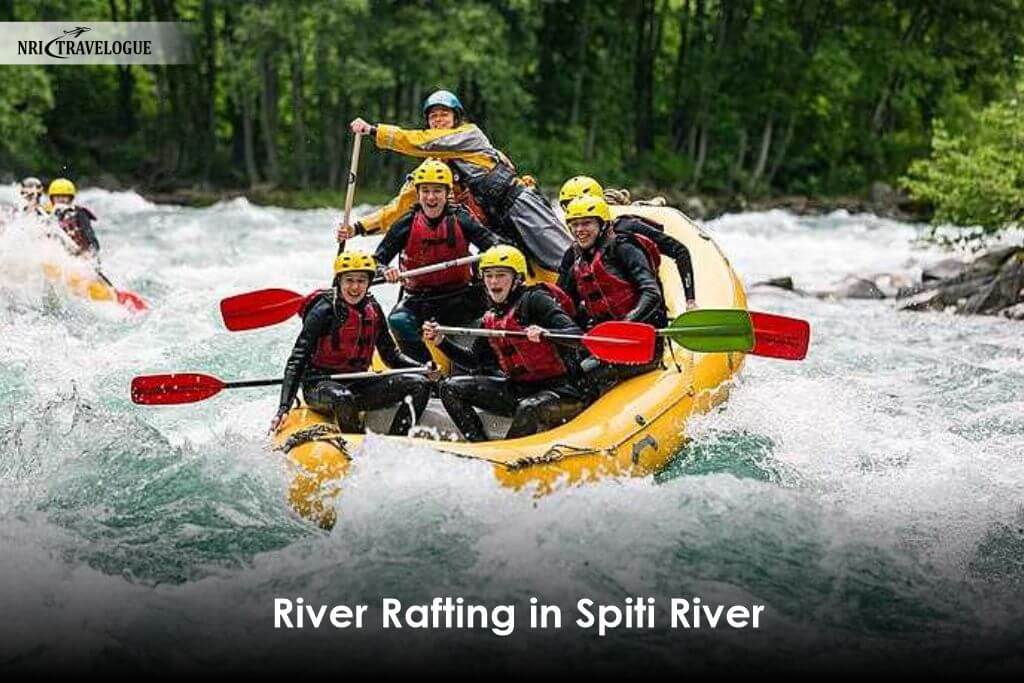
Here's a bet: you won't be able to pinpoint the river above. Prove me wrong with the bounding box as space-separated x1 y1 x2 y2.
1 189 1021 674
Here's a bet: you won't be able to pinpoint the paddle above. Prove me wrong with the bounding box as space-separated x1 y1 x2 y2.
658 309 809 360
337 132 363 255
96 270 148 313
131 367 430 406
657 309 756 353
433 320 656 365
748 311 810 360
220 254 483 331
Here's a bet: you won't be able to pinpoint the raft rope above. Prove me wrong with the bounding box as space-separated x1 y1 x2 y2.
666 337 683 373
507 443 596 469
603 188 667 207
277 423 348 454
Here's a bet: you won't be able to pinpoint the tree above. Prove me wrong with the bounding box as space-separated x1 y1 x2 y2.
902 76 1024 235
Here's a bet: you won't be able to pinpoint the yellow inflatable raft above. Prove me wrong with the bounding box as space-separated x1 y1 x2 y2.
273 205 746 529
42 262 148 313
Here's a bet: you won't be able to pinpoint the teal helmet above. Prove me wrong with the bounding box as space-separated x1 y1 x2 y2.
422 90 464 119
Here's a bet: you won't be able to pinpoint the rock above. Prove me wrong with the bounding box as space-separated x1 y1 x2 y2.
827 276 887 300
751 276 795 291
962 251 1024 315
95 172 124 190
922 257 968 283
682 196 706 219
898 288 943 312
1002 303 1024 320
869 272 916 298
870 181 897 210
899 247 1024 319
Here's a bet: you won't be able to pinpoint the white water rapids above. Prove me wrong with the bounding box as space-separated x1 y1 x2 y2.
0 187 1021 674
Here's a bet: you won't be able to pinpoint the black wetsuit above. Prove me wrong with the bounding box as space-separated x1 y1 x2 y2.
374 204 503 363
558 230 668 394
611 215 696 304
277 293 431 435
55 205 100 256
437 286 587 442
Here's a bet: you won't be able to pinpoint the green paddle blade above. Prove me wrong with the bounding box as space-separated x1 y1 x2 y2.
660 309 755 353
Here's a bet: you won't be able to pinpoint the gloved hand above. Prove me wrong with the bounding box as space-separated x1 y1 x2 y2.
269 409 288 434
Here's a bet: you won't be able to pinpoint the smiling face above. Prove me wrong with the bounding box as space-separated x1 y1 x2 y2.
483 268 517 304
337 271 371 305
417 183 448 218
570 217 603 250
426 106 457 130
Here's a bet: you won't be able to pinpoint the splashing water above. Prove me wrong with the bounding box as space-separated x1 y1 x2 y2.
1 192 1021 673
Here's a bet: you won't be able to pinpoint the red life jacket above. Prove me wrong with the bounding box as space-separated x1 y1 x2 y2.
453 185 490 227
535 282 576 318
571 231 660 322
306 294 382 373
483 295 567 384
399 208 473 293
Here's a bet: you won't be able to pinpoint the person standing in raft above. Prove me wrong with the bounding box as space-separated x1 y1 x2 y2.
558 195 668 395
46 178 101 258
372 157 504 363
339 89 571 271
423 245 587 442
270 251 433 436
558 175 698 311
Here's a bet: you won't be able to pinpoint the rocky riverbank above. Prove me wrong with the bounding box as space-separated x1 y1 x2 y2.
65 172 928 222
752 247 1024 321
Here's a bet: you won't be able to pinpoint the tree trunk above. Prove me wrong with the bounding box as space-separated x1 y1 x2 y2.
584 111 597 162
290 34 308 188
260 52 280 185
691 125 708 188
242 93 260 187
748 115 774 192
569 0 590 128
766 111 796 187
410 81 422 126
670 0 692 151
632 0 658 153
871 5 933 136
201 0 216 182
732 127 748 186
107 1 136 134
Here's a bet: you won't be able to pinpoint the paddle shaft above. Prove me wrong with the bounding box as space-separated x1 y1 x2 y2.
337 133 363 255
226 366 428 390
435 326 619 345
372 254 482 285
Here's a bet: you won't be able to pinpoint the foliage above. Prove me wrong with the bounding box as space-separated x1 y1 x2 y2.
903 77 1024 235
0 0 1022 232
0 66 54 167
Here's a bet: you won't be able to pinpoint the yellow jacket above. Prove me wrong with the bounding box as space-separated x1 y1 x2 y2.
359 123 515 234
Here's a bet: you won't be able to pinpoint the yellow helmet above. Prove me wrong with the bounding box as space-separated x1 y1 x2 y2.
411 158 453 189
333 250 377 276
558 175 603 208
564 195 611 224
48 178 77 197
479 245 527 278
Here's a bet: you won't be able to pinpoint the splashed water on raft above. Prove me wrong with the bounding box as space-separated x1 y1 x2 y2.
1 191 1022 672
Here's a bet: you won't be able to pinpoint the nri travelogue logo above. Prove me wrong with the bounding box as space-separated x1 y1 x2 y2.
18 26 154 58
0 22 191 65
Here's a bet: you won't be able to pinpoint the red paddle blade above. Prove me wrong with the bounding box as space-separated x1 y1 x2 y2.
220 288 304 331
131 373 226 405
583 321 656 365
116 289 148 313
749 311 810 360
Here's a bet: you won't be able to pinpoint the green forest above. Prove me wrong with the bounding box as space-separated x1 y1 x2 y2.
1 0 1022 228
